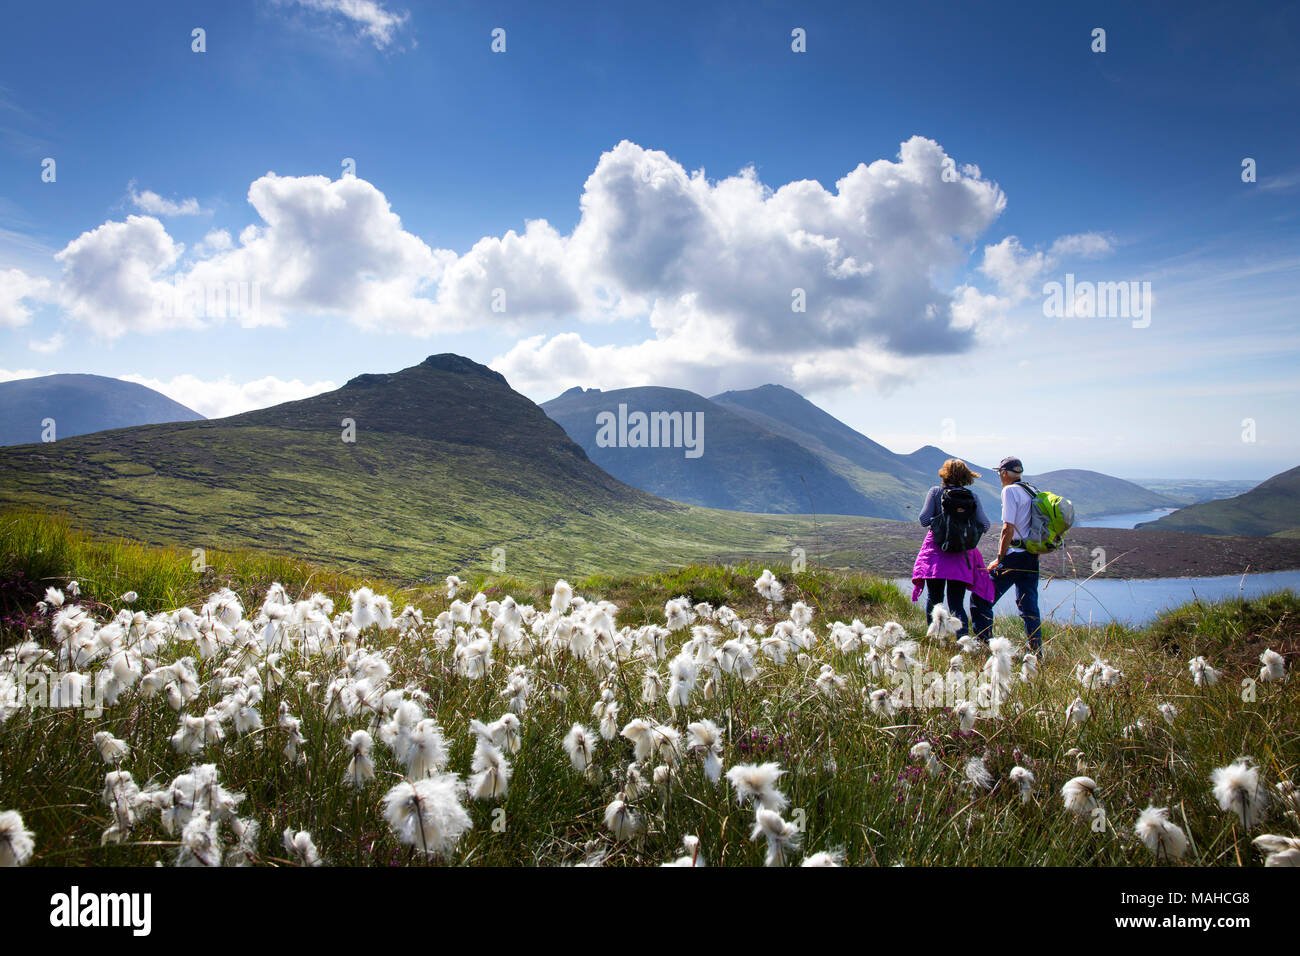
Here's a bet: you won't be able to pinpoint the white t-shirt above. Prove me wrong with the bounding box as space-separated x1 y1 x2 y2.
1001 483 1034 553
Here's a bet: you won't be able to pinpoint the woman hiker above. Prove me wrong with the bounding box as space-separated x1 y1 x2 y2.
911 458 994 636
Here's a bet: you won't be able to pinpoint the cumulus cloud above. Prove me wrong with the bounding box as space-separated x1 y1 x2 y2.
283 0 411 50
0 267 53 327
128 182 204 216
31 137 1110 393
53 215 194 337
118 373 337 418
979 231 1114 304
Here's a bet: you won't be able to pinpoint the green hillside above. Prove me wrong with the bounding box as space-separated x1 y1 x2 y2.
1142 465 1300 536
0 355 874 578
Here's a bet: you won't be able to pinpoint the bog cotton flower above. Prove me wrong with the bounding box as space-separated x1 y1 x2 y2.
725 762 788 811
603 794 642 840
563 723 596 773
750 808 801 866
1134 806 1188 860
754 569 785 604
1009 766 1035 804
1259 648 1286 683
0 810 35 866
1253 834 1300 867
282 828 322 866
381 776 472 857
1211 759 1266 828
1061 776 1099 817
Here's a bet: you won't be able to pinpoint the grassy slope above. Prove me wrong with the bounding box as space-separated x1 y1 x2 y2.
1 511 1297 867
1144 466 1300 537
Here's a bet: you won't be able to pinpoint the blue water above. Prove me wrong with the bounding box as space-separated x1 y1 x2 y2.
895 570 1300 626
1077 508 1179 529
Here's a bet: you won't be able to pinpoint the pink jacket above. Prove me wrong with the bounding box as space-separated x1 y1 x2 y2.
911 529 995 603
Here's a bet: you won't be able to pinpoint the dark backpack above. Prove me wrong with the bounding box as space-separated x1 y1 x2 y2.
931 486 981 553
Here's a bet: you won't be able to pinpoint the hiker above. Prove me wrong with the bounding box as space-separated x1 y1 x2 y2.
970 456 1043 652
910 458 994 636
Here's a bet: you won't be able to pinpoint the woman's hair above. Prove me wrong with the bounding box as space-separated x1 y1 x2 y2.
938 458 980 486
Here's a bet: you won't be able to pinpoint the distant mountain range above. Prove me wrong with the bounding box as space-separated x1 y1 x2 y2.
0 354 1294 579
1141 465 1300 537
543 383 1178 520
0 374 203 446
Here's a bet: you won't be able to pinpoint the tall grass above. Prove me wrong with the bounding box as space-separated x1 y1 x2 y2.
1 509 1296 866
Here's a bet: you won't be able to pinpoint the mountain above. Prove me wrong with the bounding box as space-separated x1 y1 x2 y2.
0 355 847 577
540 386 880 515
0 373 204 446
1023 469 1180 518
1139 465 1300 536
710 385 1001 516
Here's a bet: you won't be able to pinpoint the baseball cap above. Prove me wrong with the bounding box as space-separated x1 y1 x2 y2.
997 456 1023 474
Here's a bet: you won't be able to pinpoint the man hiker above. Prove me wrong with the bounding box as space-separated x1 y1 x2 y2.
970 456 1042 653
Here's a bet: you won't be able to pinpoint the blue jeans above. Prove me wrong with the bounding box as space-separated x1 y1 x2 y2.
970 550 1041 650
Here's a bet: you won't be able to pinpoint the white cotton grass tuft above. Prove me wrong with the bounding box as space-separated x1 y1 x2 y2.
910 741 941 777
467 738 512 800
563 722 597 773
1134 806 1188 861
343 730 376 788
282 828 322 866
0 809 35 867
1252 834 1300 867
1066 697 1091 724
93 731 130 765
1188 656 1220 687
750 808 801 866
801 849 845 867
1210 758 1266 828
1259 648 1286 683
926 604 960 640
725 762 788 812
1009 766 1035 804
381 776 472 857
603 794 642 840
964 756 994 790
1157 702 1177 725
754 569 785 604
1061 776 1099 817
662 833 705 867
685 719 724 784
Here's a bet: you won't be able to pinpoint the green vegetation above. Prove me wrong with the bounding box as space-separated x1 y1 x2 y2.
2 510 1296 867
1145 466 1300 536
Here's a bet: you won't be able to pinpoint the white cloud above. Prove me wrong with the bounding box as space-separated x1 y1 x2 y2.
0 367 48 383
1049 232 1113 259
118 373 337 418
28 331 63 353
53 215 194 337
128 182 204 216
979 231 1115 304
284 0 411 50
0 267 53 327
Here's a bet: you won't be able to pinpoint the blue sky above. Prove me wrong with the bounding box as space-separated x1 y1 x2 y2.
1 0 1297 479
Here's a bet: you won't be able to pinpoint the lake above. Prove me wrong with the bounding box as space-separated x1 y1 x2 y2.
894 569 1300 626
1077 507 1179 529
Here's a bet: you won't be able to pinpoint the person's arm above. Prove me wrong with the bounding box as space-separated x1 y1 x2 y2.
989 523 1015 570
919 487 938 527
988 487 1013 570
974 497 991 535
